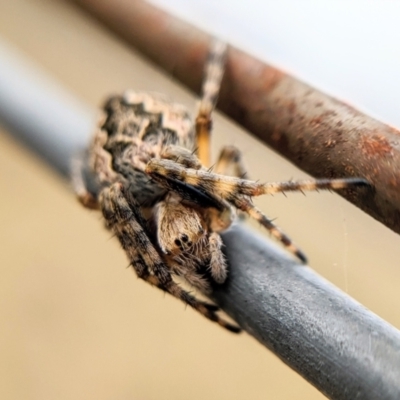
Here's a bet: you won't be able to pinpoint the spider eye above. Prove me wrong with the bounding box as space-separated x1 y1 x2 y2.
181 234 188 243
174 239 182 247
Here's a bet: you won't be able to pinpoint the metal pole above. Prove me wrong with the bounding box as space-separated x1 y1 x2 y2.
219 226 400 400
1 30 400 400
0 42 94 176
70 0 400 235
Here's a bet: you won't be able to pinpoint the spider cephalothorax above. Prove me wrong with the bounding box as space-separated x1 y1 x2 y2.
72 40 370 332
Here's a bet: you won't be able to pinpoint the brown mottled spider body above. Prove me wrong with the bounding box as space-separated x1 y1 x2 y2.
72 41 370 333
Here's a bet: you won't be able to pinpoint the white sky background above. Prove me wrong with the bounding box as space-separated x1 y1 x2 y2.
150 0 400 129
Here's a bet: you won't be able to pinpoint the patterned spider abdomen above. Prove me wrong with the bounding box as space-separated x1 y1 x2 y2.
92 91 195 206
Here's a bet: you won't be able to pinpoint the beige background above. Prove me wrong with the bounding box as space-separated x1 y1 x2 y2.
1 1 400 399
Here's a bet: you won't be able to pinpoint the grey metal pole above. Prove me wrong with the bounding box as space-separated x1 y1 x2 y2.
218 226 400 400
1 40 400 399
0 42 94 176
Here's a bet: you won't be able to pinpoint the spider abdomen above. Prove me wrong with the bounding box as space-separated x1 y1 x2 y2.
90 91 196 206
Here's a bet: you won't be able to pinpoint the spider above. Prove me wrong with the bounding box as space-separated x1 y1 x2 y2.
72 40 370 333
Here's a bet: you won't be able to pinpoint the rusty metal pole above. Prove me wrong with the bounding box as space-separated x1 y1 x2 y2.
69 0 400 235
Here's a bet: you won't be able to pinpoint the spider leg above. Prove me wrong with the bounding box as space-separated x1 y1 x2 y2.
208 232 228 284
71 152 99 209
195 40 227 167
232 196 308 263
215 145 247 178
215 145 248 220
160 145 202 170
168 258 211 293
146 159 370 198
100 182 241 333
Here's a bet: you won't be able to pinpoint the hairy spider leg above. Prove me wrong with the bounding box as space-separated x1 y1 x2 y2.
71 152 100 210
167 256 212 293
195 40 227 167
215 145 248 178
145 159 371 263
100 182 241 333
147 159 370 198
215 145 249 220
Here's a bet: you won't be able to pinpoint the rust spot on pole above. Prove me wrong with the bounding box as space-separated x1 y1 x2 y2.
361 135 393 157
70 0 400 234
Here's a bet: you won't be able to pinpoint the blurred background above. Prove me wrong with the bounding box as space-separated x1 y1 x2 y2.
1 1 400 399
